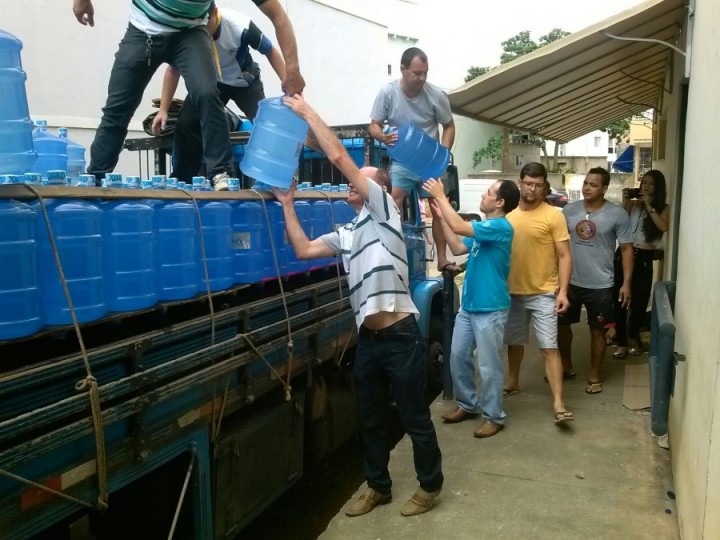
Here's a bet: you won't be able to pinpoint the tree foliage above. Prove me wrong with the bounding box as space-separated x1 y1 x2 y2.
464 66 492 82
602 118 631 143
539 28 571 46
500 31 538 64
472 133 504 169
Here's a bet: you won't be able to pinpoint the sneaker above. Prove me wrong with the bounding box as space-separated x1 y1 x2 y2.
345 488 392 517
212 172 230 191
400 486 441 517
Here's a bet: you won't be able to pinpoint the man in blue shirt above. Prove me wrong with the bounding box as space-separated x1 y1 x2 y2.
423 178 519 438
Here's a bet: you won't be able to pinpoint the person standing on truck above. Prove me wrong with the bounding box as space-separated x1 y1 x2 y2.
501 162 575 425
368 47 458 275
151 2 287 185
72 0 304 190
272 94 444 518
423 178 519 438
557 167 633 394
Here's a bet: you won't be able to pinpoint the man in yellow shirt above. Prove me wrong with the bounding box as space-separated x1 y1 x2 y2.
502 162 574 424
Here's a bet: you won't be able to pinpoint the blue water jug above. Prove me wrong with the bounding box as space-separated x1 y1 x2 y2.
286 199 311 274
231 200 265 284
155 201 198 301
263 200 288 279
58 127 86 181
0 30 36 175
387 123 449 180
35 197 107 325
0 199 43 339
240 97 308 188
197 201 233 292
103 199 156 312
29 120 68 178
310 198 333 270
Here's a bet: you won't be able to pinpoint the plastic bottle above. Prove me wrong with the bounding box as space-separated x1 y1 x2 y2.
155 200 198 301
29 120 68 178
35 171 107 325
0 198 43 339
58 127 85 181
0 29 36 174
387 123 449 180
231 200 265 284
197 201 233 292
240 96 308 188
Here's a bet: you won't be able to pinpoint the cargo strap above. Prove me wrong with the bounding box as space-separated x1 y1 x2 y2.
10 185 109 511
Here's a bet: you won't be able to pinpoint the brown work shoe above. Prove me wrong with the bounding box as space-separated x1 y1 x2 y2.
473 420 504 438
400 487 442 516
441 406 477 424
345 488 392 517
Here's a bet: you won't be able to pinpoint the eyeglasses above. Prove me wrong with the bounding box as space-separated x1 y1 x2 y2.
520 179 545 190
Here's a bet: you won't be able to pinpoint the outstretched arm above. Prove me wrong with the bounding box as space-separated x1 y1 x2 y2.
272 184 336 259
73 0 95 26
257 0 304 95
265 46 287 83
283 94 371 202
429 199 469 256
422 179 473 238
152 66 180 135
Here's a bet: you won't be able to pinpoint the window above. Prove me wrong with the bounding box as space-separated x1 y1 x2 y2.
515 155 524 167
387 64 392 76
594 136 601 147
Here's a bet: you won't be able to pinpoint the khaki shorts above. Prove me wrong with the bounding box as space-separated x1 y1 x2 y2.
503 293 558 349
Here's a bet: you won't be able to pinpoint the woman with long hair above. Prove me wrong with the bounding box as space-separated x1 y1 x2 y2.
613 170 670 357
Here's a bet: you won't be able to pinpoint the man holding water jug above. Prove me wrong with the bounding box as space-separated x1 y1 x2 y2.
369 47 458 274
274 94 444 518
72 0 304 190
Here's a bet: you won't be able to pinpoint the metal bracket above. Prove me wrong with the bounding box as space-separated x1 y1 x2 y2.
674 352 686 363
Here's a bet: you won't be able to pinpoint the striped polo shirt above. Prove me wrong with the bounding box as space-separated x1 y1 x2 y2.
129 0 267 34
320 180 418 327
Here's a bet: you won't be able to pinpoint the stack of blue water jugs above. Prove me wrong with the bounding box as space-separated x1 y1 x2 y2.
0 170 352 340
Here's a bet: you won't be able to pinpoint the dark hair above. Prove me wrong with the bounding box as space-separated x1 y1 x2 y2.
497 180 520 213
588 166 610 187
401 47 428 69
641 169 667 241
208 1 216 11
520 162 547 181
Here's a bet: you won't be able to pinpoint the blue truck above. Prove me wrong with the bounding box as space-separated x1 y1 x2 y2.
0 131 458 539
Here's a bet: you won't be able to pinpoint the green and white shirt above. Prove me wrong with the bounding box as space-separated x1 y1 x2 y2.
320 180 418 327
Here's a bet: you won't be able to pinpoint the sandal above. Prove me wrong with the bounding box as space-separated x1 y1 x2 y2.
585 381 603 394
613 347 628 359
502 388 519 397
628 347 643 356
554 410 574 424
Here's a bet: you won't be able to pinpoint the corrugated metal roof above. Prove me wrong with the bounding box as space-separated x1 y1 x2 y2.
447 0 687 143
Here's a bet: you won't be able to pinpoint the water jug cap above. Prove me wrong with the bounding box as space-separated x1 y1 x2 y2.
228 178 240 191
24 172 42 185
124 176 141 189
339 183 349 192
191 176 206 190
0 174 21 184
58 127 68 137
105 173 123 188
78 174 96 187
167 177 179 189
47 170 67 185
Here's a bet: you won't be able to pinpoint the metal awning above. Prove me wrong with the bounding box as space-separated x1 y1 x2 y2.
447 0 686 143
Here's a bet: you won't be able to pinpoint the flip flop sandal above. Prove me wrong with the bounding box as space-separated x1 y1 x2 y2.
613 348 628 359
554 410 574 424
585 381 603 394
502 388 519 397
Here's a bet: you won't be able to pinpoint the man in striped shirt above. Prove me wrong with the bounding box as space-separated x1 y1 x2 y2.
72 0 304 189
274 94 444 518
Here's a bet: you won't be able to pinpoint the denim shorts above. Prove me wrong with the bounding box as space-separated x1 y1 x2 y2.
503 293 558 349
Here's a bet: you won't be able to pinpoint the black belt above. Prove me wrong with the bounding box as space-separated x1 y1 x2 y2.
634 248 655 258
359 314 415 341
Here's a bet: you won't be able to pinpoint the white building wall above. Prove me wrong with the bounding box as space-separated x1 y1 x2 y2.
546 130 610 158
668 0 720 538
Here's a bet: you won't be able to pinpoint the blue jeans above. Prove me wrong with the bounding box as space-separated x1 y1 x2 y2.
450 308 509 424
354 315 443 494
88 25 233 180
